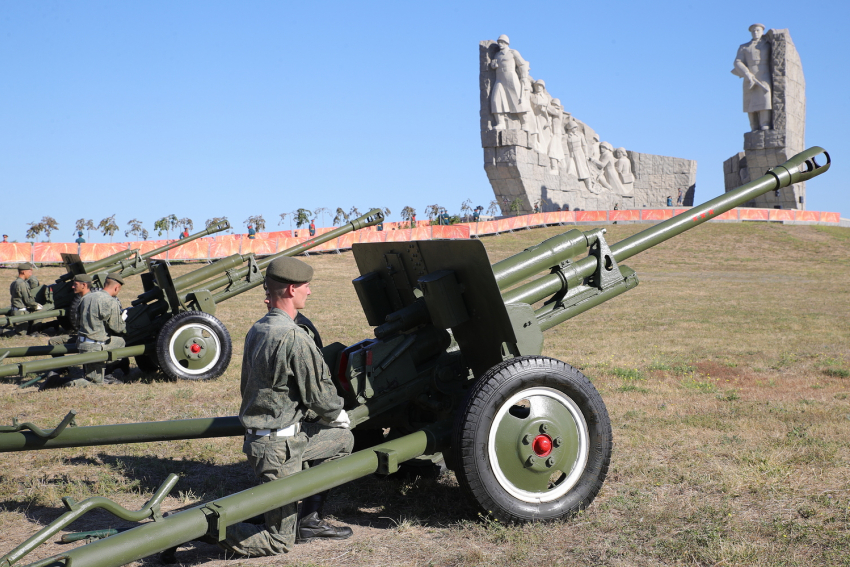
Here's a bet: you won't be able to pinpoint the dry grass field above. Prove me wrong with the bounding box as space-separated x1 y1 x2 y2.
1 221 848 567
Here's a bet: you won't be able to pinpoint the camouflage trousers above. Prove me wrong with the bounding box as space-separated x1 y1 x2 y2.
219 422 354 557
48 334 77 358
77 337 125 384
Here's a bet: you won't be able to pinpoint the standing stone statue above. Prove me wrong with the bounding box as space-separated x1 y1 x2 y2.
546 99 566 171
732 23 773 132
489 34 531 130
565 119 596 193
530 80 553 152
615 148 635 197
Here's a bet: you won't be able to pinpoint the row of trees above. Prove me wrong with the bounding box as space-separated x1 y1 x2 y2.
19 200 511 243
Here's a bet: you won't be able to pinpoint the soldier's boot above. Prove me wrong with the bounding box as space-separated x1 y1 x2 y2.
296 491 352 543
82 362 105 385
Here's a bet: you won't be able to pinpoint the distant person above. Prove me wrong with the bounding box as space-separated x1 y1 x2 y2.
2 234 8 243
309 220 316 237
676 188 684 206
247 224 257 239
472 206 482 222
667 196 673 207
376 220 384 231
410 214 416 228
179 228 189 239
7 262 42 336
75 231 86 244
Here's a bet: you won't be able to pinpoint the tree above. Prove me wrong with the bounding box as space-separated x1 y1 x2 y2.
294 208 312 228
75 218 95 241
154 214 179 239
349 206 361 219
460 199 473 222
26 216 59 241
509 197 524 216
244 215 266 232
177 217 194 232
125 218 149 240
424 204 442 221
278 212 289 226
487 200 499 217
333 208 349 226
401 206 416 228
98 215 119 242
313 207 328 227
205 216 229 232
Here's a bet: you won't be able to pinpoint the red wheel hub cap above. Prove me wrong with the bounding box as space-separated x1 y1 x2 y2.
532 434 552 457
190 344 201 354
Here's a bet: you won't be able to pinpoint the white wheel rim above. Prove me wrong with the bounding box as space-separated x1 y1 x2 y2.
167 322 222 376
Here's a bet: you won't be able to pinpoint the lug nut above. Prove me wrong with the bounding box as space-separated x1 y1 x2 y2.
540 423 549 433
546 457 555 467
553 437 562 447
522 434 532 444
527 456 536 466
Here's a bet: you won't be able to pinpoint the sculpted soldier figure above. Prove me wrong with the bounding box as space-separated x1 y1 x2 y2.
565 119 598 193
72 273 127 386
732 23 773 132
220 256 353 557
489 34 531 131
530 79 552 152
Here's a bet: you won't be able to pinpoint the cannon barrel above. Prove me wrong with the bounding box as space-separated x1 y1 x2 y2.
0 344 151 379
0 344 76 359
503 147 830 306
81 249 137 274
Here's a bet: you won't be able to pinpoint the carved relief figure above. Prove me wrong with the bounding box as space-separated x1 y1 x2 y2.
732 23 773 131
546 99 566 171
589 133 601 162
565 119 597 193
489 35 531 130
614 147 635 197
594 142 623 193
530 80 553 152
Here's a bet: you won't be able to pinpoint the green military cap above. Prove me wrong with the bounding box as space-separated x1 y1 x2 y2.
105 272 125 285
17 262 34 271
266 257 313 284
73 273 93 283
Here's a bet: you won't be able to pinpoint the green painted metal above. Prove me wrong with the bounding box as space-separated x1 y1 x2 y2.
503 147 829 306
0 344 76 359
0 344 151 379
0 308 65 327
81 249 136 274
491 229 597 290
9 427 446 567
0 474 177 567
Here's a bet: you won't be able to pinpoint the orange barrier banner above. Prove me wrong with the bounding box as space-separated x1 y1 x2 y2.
169 240 211 260
209 239 241 258
559 211 576 223
78 243 131 263
640 210 672 221
385 229 412 242
360 230 388 244
241 239 278 256
0 243 32 264
739 208 769 221
674 208 691 215
769 209 795 222
525 213 546 227
411 227 432 241
794 210 819 222
576 211 607 223
713 209 739 221
609 210 640 222
820 212 840 223
541 212 562 225
136 239 171 261
431 225 471 239
336 233 358 250
479 220 501 235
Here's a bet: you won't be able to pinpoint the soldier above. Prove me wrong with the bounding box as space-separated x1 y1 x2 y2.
247 224 257 239
47 273 92 350
8 263 42 336
220 256 352 558
71 273 127 386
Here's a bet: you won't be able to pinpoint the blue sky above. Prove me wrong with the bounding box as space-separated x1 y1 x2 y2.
2 0 847 242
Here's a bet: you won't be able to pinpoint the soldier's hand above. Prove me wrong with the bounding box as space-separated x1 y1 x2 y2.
325 409 351 429
34 303 43 311
121 309 129 321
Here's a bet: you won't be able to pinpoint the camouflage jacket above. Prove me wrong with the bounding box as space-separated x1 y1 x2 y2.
77 290 125 342
10 277 36 310
239 308 343 430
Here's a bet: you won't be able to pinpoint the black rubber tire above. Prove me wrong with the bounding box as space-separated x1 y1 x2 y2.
155 311 232 381
452 356 612 523
135 354 161 374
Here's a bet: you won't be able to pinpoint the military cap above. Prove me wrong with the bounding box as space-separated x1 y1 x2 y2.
73 273 93 283
266 257 313 284
497 34 510 44
749 23 765 32
17 263 34 271
105 273 125 285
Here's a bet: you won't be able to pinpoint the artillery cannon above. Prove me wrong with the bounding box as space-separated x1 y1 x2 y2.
0 209 385 381
0 221 231 330
0 148 830 567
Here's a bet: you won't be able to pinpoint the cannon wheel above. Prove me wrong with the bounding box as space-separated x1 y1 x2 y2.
452 356 611 523
155 311 232 381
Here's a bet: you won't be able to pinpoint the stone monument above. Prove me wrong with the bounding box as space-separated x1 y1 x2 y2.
480 36 697 214
724 25 806 209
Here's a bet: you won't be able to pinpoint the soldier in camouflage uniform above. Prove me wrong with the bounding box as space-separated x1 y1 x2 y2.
7 263 42 335
219 256 353 558
70 273 127 386
47 273 92 351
